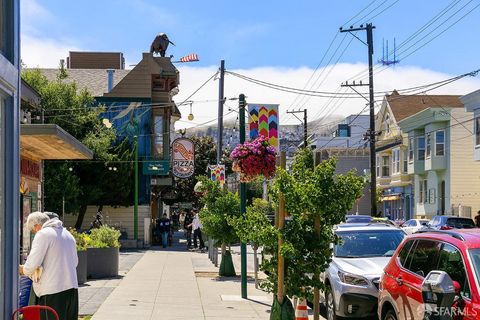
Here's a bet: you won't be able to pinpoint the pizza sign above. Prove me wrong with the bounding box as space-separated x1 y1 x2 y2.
172 138 195 178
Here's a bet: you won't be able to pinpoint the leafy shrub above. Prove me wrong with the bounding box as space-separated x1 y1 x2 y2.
69 228 90 251
89 225 121 248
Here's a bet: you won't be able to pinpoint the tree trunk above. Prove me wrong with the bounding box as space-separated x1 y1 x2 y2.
75 203 88 230
221 242 226 255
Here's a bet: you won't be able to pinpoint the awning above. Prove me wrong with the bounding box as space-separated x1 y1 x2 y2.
381 195 401 201
20 124 93 160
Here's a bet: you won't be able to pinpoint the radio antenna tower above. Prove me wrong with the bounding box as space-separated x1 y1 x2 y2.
378 38 400 66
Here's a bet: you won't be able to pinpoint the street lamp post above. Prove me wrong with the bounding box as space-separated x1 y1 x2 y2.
239 94 247 299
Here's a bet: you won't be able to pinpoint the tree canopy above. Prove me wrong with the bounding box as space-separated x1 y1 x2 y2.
22 69 134 228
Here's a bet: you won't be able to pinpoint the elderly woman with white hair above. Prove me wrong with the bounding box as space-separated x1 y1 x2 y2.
19 211 79 320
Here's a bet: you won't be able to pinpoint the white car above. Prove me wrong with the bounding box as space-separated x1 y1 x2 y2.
400 219 429 234
320 223 406 320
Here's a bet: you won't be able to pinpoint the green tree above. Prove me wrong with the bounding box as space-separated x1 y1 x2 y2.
197 176 240 276
22 69 134 228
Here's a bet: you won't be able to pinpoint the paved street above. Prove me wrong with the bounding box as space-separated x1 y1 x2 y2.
91 234 277 320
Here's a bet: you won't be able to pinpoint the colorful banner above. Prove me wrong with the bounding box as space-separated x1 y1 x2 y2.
172 138 195 178
248 104 279 151
209 165 225 185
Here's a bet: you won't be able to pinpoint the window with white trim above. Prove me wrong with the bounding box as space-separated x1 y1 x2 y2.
423 180 428 203
376 156 380 178
408 138 414 162
381 156 390 177
392 149 400 174
418 136 425 160
419 179 424 203
435 130 445 156
426 133 431 159
403 150 408 173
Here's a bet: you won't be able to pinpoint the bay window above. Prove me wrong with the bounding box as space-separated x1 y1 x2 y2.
418 136 425 160
426 133 431 158
408 137 414 162
435 130 445 156
381 156 390 177
392 149 400 174
403 150 408 172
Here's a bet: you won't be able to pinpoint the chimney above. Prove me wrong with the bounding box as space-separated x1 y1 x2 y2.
107 69 115 92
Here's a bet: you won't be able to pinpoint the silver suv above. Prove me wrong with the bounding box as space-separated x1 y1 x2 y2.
320 223 406 320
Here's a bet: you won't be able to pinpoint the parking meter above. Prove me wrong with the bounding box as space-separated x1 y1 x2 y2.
422 270 456 320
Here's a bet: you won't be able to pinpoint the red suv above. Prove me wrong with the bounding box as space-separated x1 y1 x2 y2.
378 229 480 320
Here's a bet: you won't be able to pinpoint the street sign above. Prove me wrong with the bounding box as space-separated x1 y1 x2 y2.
150 177 173 186
143 160 170 175
172 138 195 178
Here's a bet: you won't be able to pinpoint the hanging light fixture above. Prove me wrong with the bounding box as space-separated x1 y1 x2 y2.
188 102 194 121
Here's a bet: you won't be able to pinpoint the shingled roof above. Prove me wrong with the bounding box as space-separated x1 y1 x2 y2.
37 68 131 97
386 90 463 121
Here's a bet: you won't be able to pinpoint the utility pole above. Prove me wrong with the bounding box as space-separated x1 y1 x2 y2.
340 23 377 216
217 60 225 163
239 94 248 299
134 135 139 240
211 60 225 267
287 109 308 148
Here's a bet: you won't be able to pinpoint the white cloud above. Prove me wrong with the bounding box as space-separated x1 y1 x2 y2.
174 63 480 130
21 34 79 68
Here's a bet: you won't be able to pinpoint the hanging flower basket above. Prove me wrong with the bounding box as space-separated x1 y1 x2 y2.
230 136 277 182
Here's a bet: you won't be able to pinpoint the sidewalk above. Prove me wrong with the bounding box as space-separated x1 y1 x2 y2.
91 235 273 320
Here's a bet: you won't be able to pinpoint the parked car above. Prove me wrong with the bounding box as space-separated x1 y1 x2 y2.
320 223 406 320
401 218 430 234
345 214 372 223
372 217 397 226
424 215 476 230
378 229 480 320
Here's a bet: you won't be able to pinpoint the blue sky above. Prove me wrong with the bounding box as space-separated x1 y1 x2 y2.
21 0 480 126
22 0 480 73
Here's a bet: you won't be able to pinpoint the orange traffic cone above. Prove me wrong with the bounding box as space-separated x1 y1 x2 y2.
295 298 308 320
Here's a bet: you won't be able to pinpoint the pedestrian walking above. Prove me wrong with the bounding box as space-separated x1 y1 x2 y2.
159 213 171 248
184 211 194 249
475 210 480 228
192 210 205 250
19 211 78 320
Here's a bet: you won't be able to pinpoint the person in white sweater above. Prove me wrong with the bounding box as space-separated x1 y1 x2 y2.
19 211 78 320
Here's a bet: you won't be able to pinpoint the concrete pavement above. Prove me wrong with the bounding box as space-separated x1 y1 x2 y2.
91 237 274 320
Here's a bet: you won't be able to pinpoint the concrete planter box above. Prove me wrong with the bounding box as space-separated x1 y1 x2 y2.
77 250 88 285
87 247 119 279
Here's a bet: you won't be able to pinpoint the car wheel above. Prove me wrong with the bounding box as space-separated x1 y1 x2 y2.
384 309 397 320
325 286 337 320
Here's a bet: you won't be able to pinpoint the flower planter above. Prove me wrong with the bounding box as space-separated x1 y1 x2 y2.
231 136 276 182
87 247 119 279
77 250 87 284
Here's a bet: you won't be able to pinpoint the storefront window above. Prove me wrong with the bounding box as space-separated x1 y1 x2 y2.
0 0 13 62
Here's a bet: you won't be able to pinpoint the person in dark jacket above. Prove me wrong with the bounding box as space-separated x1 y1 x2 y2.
159 214 171 248
183 211 194 249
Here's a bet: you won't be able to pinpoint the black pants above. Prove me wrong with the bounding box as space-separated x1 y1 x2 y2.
193 228 205 249
37 288 78 320
186 229 192 248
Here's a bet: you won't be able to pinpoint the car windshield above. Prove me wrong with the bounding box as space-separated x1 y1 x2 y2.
446 218 475 229
469 249 480 289
335 230 405 258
